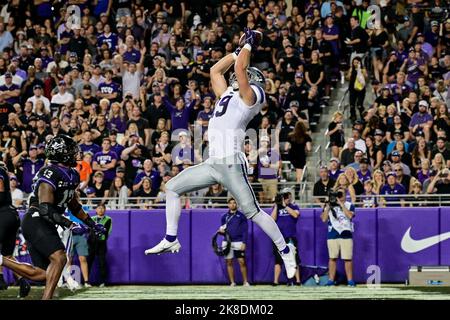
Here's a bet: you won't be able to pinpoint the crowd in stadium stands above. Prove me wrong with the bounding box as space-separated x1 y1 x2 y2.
0 0 448 210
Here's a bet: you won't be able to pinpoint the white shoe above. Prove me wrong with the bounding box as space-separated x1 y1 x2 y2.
230 282 236 287
66 276 81 291
280 243 297 279
243 282 251 287
144 238 181 255
99 283 105 288
84 283 92 288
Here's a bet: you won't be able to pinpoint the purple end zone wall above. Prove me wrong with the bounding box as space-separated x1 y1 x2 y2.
377 207 440 282
4 207 450 284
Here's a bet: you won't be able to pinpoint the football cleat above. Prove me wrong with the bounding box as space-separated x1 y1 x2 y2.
18 278 31 298
144 238 181 255
280 243 297 279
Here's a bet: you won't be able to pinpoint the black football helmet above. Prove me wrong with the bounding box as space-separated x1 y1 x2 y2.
229 67 266 91
45 134 81 167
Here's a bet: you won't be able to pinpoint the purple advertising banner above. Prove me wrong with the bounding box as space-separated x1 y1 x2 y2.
377 207 440 282
439 207 450 265
129 210 191 283
191 209 253 284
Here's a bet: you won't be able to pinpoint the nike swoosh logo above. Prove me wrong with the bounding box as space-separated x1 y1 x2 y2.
401 227 450 253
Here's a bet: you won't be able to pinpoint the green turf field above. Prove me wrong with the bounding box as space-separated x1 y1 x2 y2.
1 284 450 300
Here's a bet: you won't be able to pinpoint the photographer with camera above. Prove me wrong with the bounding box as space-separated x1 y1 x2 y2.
271 188 301 286
320 188 356 287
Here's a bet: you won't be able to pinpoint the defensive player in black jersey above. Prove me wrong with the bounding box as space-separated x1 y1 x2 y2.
0 161 31 297
0 135 106 300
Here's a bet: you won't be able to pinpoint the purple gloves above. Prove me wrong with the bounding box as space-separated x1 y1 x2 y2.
93 223 107 237
243 27 261 51
71 223 89 236
71 222 106 237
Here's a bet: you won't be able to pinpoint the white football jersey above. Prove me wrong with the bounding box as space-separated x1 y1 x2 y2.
208 85 266 159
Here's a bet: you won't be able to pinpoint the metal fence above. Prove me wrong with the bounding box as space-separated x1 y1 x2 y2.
13 192 450 211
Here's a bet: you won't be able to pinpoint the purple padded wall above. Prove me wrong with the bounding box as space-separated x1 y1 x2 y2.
191 209 253 284
439 207 450 265
129 209 191 283
352 209 377 283
377 207 440 282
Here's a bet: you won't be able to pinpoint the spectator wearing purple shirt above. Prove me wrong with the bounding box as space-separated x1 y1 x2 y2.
322 15 340 57
401 48 425 89
132 159 161 193
0 72 20 104
162 86 196 132
271 189 301 285
357 157 372 184
197 97 214 133
409 100 433 142
97 69 120 103
92 138 118 187
19 145 45 194
109 129 125 159
122 35 141 63
97 24 118 51
380 172 406 207
329 157 343 181
79 131 101 156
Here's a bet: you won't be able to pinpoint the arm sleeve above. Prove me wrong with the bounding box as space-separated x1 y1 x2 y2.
163 96 175 112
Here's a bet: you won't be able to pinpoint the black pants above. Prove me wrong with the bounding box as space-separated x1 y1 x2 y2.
88 240 108 284
349 88 366 120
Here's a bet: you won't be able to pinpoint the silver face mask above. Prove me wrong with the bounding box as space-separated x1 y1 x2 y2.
229 67 265 91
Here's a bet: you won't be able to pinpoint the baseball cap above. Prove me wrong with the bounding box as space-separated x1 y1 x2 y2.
94 171 104 177
360 157 370 164
33 84 42 90
37 143 46 149
386 171 397 178
289 100 300 107
374 129 384 136
4 72 12 78
431 21 439 27
85 187 96 194
419 100 429 107
116 166 125 173
69 52 78 58
83 84 91 90
178 131 188 137
58 80 66 85
329 157 340 164
29 145 38 150
391 151 400 157
383 160 392 166
393 129 403 136
295 72 303 78
280 187 291 194
10 175 18 181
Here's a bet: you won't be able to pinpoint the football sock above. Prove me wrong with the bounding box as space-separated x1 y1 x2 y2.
165 189 181 239
251 211 287 252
